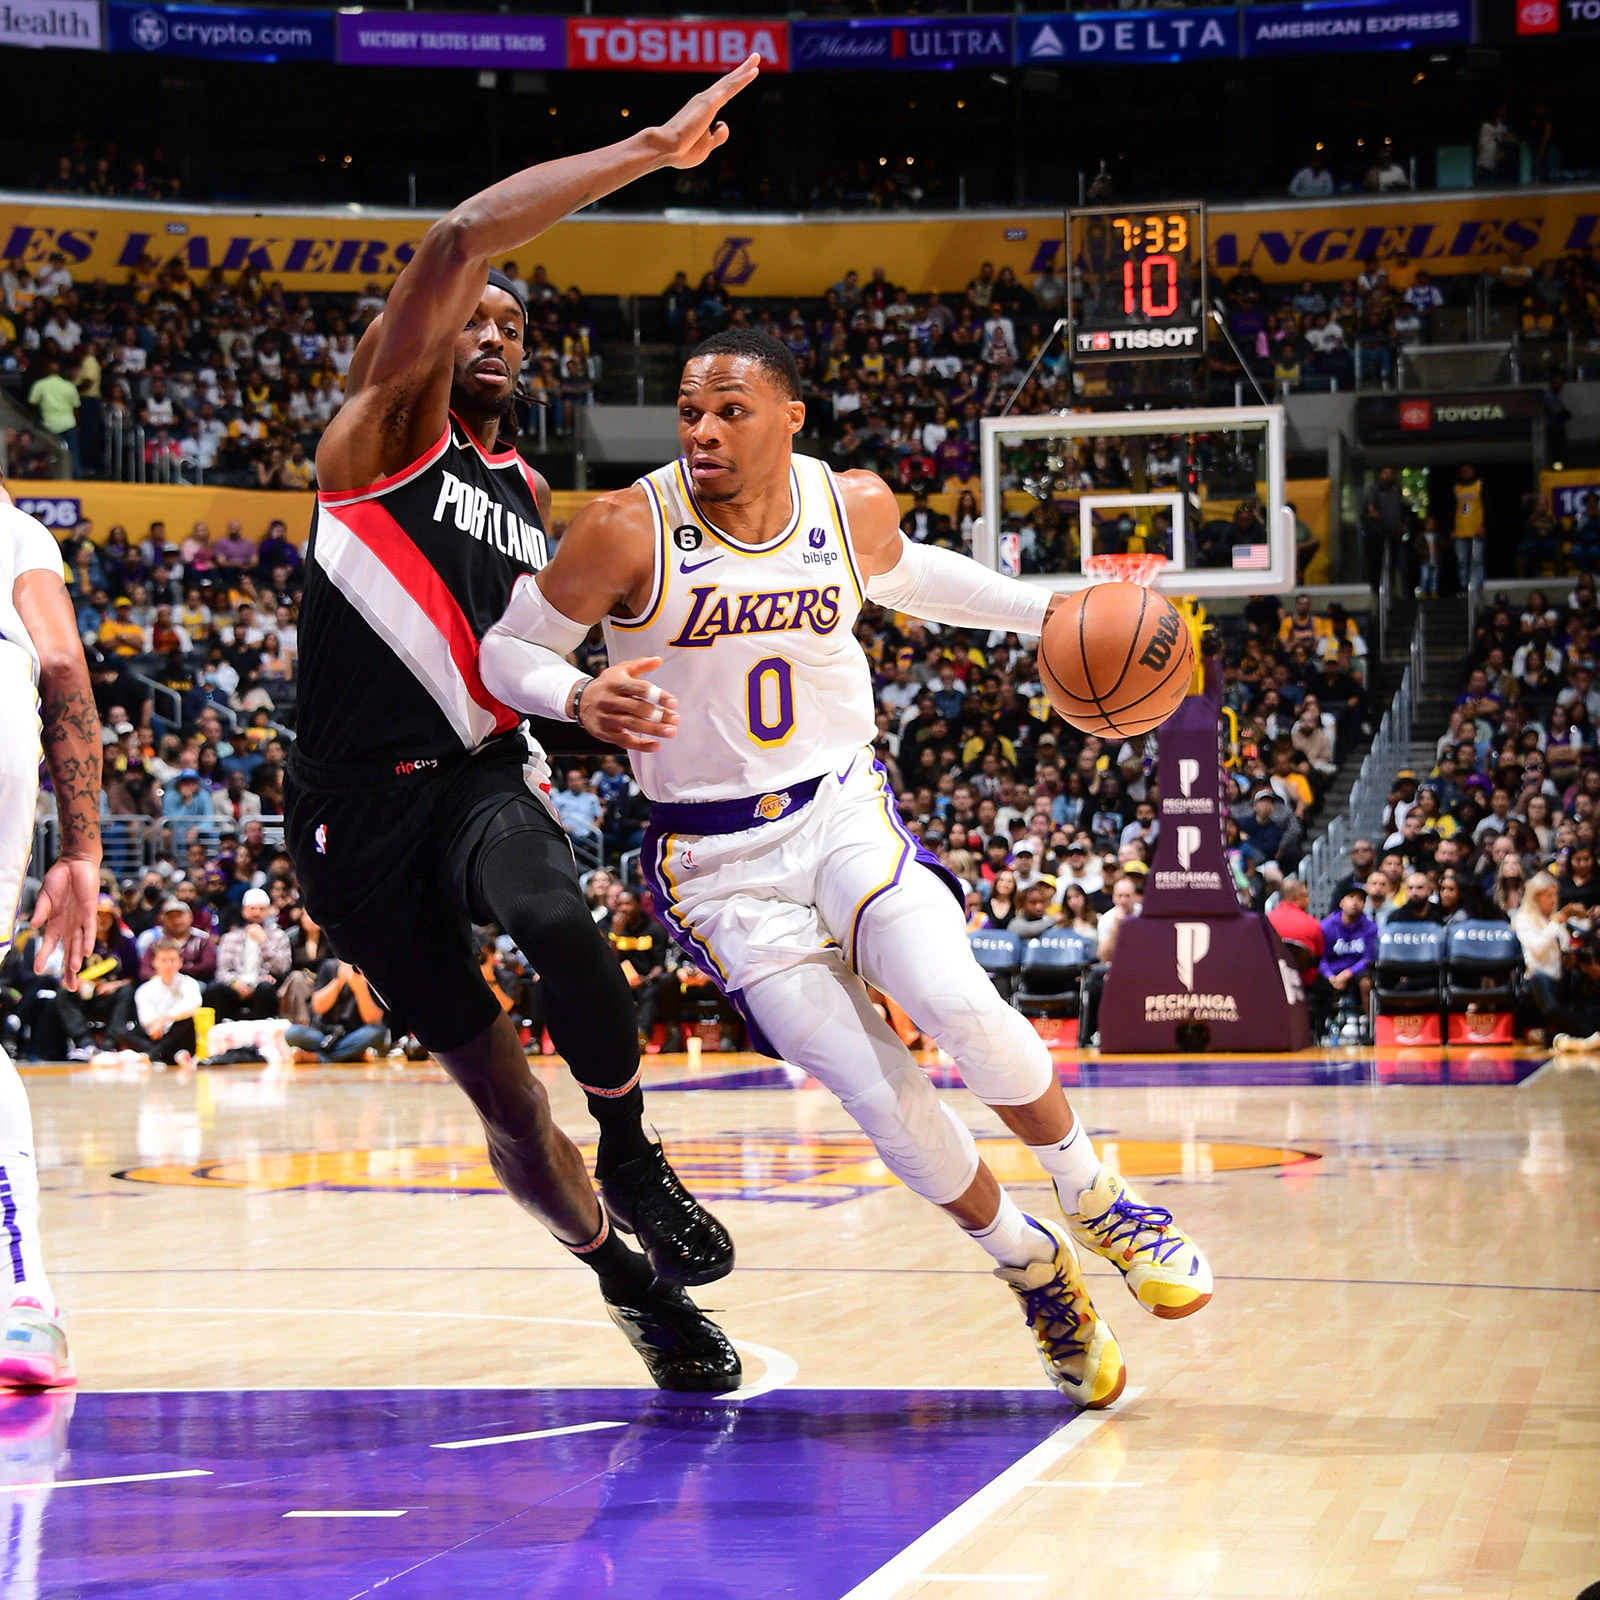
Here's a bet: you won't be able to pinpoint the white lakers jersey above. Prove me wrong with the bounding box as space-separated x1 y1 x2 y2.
603 454 877 802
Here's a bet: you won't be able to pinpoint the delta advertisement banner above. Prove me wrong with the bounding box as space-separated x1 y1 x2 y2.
110 1 334 63
335 12 564 70
791 17 1012 71
1016 11 1238 65
564 18 788 71
4 189 1599 293
0 0 100 50
1242 0 1472 55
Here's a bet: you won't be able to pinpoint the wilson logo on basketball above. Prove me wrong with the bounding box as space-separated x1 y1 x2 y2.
1138 609 1182 671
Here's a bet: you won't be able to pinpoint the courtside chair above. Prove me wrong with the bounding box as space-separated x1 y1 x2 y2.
968 929 1024 1002
1012 930 1095 1023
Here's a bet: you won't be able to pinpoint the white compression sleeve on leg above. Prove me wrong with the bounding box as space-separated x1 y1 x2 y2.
865 538 1050 636
852 865 1056 1108
742 958 980 1207
479 573 594 721
0 1046 54 1312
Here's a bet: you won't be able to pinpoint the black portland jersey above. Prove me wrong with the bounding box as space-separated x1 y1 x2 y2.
296 415 551 772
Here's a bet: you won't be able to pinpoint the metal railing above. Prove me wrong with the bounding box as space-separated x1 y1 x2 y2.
30 813 288 887
1304 609 1423 917
102 424 205 485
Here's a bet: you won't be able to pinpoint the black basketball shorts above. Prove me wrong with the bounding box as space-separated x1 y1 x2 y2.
284 735 573 1052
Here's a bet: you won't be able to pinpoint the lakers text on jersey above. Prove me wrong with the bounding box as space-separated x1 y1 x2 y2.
604 455 877 803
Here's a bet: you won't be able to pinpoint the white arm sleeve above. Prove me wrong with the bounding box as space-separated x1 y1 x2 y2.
480 574 594 722
864 537 1050 636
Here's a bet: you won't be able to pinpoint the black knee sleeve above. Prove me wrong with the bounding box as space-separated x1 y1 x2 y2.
472 815 646 1162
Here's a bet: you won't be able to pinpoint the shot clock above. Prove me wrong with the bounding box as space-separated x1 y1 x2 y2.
1067 201 1207 362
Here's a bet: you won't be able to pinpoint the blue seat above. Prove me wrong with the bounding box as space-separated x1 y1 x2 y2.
1014 931 1095 1018
1444 920 1522 1012
1372 923 1447 1016
968 930 1024 1000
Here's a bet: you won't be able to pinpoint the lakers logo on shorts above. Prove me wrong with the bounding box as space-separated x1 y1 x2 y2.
755 791 791 822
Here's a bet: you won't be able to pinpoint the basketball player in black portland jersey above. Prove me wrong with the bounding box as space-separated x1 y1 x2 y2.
286 58 760 1390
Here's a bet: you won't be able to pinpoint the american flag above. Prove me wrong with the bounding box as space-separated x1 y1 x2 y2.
1231 545 1272 570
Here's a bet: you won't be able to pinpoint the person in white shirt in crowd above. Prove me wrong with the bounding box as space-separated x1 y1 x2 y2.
1513 872 1571 1029
1288 154 1335 197
1365 151 1410 191
1096 875 1141 962
1365 870 1397 926
1057 839 1105 900
1009 844 1044 895
132 939 203 1066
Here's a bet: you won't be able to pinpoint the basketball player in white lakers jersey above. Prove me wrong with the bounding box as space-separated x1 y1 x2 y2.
482 330 1212 1405
0 481 103 1389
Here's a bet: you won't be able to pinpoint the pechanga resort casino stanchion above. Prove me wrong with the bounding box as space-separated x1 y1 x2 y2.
1096 646 1312 1054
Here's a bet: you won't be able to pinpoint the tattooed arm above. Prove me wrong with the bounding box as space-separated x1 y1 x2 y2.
15 566 102 989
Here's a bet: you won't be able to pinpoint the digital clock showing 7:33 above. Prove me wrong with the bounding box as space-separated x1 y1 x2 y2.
1067 200 1207 361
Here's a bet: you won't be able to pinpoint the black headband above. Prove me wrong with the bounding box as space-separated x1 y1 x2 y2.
485 267 529 329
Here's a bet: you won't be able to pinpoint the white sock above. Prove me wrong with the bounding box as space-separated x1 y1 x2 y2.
0 1047 55 1314
1027 1115 1103 1213
964 1190 1057 1269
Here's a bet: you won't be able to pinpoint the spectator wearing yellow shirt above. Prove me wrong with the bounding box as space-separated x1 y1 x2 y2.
27 354 81 476
1452 462 1485 593
98 596 145 656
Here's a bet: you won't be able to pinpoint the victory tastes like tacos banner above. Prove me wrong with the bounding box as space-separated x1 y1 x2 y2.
2 188 1598 295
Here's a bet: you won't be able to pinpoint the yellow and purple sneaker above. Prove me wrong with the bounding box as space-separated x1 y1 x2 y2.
0 1300 75 1390
1066 1166 1213 1320
993 1217 1126 1409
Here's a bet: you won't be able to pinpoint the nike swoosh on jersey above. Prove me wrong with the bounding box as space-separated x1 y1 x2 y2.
680 555 723 574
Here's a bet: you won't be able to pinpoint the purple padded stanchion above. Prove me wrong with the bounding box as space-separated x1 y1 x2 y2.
1097 665 1312 1053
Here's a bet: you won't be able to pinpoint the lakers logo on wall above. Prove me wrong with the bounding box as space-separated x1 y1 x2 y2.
117 1133 1316 1207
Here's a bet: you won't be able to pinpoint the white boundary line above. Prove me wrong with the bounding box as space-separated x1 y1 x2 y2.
283 1510 408 1519
838 1390 1143 1600
433 1420 627 1451
0 1469 211 1494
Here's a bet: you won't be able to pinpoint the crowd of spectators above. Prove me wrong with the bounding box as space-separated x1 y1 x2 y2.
1300 575 1600 1047
1 254 604 482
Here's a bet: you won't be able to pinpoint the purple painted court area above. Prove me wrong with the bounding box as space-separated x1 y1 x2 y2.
655 1053 1548 1092
22 1387 1070 1598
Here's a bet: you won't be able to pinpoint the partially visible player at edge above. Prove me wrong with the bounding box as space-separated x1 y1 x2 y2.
2 475 103 1388
482 329 1214 1407
287 60 762 1391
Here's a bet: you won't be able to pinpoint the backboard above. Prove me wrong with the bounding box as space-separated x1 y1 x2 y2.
974 405 1294 597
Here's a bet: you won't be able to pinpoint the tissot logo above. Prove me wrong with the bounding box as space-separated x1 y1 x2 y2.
1076 326 1199 353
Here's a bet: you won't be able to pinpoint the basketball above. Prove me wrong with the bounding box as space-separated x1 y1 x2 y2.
1038 582 1195 738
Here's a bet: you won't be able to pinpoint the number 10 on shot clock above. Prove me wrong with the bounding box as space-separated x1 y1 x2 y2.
1067 200 1207 361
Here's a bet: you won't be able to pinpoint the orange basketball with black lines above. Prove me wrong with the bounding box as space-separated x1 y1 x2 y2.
1039 582 1194 738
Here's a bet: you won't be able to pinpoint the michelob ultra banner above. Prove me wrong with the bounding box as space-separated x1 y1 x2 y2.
2 188 1598 293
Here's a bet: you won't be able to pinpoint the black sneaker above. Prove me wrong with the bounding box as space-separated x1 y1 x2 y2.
602 1280 742 1393
599 1143 734 1286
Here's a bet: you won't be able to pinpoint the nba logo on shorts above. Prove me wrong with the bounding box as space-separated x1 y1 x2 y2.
314 823 327 854
1177 824 1202 868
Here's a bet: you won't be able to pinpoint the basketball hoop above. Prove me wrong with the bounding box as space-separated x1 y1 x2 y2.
1084 553 1168 588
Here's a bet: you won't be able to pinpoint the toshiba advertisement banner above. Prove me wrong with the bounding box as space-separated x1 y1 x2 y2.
564 18 788 71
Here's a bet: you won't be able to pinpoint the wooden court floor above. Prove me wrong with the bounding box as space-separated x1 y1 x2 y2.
15 1047 1600 1599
